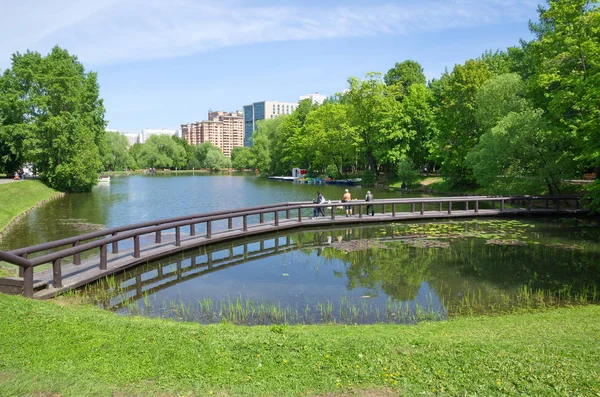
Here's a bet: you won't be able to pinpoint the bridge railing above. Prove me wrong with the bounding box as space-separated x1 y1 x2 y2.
0 195 588 297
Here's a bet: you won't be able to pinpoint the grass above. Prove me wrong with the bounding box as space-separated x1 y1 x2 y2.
0 293 599 396
0 180 59 232
0 180 60 277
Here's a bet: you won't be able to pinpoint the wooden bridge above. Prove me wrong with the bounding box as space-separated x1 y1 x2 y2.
0 195 590 299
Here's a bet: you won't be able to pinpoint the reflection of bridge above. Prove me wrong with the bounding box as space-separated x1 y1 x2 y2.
105 232 337 309
0 196 589 298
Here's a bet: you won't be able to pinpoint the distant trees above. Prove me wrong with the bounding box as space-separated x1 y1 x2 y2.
0 46 106 192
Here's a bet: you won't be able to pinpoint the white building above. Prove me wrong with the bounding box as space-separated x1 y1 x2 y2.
138 128 177 144
299 92 327 105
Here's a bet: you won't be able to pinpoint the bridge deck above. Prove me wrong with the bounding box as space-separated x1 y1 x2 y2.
26 207 582 299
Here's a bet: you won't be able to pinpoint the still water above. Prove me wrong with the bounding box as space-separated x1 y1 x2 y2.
90 217 600 325
0 173 419 251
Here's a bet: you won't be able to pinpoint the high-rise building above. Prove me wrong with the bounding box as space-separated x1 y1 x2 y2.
243 101 298 146
181 110 243 157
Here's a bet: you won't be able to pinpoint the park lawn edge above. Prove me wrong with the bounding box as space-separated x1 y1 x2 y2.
0 293 599 397
0 179 60 232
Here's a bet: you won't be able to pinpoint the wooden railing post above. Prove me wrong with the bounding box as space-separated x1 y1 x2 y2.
155 230 161 243
392 203 396 217
206 221 212 238
112 233 119 253
18 254 25 277
420 202 424 215
439 202 442 212
175 227 181 246
274 211 279 226
134 235 140 258
382 204 386 215
260 213 264 224
53 258 63 288
527 198 532 214
465 201 469 211
501 200 505 212
100 244 107 270
411 203 415 213
23 266 33 298
73 241 81 265
298 208 302 222
286 209 290 219
448 201 452 214
475 200 479 213
243 215 248 231
228 217 233 229
190 223 195 236
331 204 336 220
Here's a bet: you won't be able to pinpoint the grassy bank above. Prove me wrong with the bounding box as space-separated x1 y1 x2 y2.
0 294 598 396
0 180 59 232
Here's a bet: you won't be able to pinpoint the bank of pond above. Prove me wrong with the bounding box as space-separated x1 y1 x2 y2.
72 217 600 326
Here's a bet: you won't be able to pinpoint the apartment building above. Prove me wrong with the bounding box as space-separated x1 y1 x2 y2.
243 101 298 146
181 110 243 157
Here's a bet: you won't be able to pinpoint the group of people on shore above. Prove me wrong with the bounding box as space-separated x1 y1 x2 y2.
311 189 375 219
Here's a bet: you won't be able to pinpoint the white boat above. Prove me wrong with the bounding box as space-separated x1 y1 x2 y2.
98 175 111 184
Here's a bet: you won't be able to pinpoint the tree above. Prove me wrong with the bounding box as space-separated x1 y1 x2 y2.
525 0 600 206
384 60 426 93
136 134 186 169
344 73 406 174
171 136 195 169
103 131 135 171
433 60 492 185
0 47 106 192
231 146 253 170
467 109 577 194
302 102 357 176
475 73 529 132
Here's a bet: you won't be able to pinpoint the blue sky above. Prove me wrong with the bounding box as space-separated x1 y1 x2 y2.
0 0 542 133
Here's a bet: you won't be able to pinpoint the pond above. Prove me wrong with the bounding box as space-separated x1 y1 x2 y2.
0 173 422 251
85 217 600 325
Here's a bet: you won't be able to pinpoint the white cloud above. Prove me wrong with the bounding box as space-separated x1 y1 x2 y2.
0 0 539 67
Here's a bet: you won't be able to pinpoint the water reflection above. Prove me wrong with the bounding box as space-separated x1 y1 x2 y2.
86 218 600 325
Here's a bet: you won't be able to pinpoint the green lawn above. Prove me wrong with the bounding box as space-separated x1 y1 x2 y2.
0 293 598 396
0 180 59 231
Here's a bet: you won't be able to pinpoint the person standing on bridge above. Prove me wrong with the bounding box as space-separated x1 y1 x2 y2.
365 191 374 216
342 189 352 217
312 191 326 219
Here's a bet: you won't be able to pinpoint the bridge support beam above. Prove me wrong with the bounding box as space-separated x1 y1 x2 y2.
73 242 81 265
100 245 107 270
23 266 33 298
53 258 62 288
134 236 140 258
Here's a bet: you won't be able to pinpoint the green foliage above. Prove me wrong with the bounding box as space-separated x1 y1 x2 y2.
433 59 492 186
303 102 357 176
475 73 529 132
467 109 577 194
230 146 253 170
395 158 420 188
346 73 408 173
103 131 135 171
134 134 187 169
526 0 600 194
383 60 426 92
0 47 107 192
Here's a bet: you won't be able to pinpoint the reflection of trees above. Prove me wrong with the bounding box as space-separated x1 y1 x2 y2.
321 243 432 301
427 240 600 306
